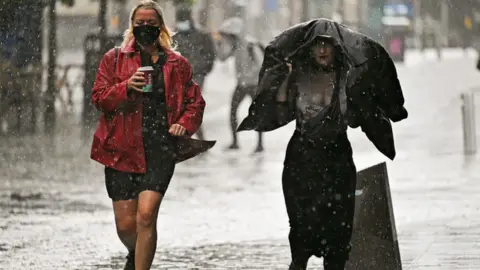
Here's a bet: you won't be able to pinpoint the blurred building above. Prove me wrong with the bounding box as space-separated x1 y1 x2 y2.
0 0 44 65
56 0 100 51
51 0 377 48
5 0 477 53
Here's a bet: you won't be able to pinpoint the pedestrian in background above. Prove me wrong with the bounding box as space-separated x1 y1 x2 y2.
173 6 216 141
216 17 265 153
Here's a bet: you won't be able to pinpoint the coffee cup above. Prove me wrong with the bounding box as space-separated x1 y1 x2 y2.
138 66 154 92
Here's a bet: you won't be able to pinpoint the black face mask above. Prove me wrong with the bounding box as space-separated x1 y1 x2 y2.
133 25 161 46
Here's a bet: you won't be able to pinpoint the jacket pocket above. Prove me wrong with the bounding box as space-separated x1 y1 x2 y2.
95 113 131 152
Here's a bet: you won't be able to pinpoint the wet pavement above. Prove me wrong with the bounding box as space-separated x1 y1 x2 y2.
1 49 480 269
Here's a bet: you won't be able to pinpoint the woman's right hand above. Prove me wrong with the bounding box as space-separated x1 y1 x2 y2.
286 62 292 74
127 71 145 92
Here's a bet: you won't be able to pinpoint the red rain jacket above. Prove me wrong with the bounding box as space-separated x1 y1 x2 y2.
90 38 205 173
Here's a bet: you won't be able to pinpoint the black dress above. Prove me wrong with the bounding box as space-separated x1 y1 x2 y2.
141 49 176 169
104 49 176 201
282 65 357 266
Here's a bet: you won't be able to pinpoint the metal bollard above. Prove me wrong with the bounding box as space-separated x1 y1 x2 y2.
461 92 477 155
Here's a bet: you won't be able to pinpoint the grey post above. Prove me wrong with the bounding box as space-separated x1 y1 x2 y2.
461 92 477 155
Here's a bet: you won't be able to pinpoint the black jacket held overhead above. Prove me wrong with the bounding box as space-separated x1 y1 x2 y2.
237 18 408 160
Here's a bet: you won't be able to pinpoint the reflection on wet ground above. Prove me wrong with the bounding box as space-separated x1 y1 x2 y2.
93 241 294 270
2 123 480 270
0 123 303 269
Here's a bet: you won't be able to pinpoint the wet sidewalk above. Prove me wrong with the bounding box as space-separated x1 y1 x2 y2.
1 49 480 269
1 133 479 269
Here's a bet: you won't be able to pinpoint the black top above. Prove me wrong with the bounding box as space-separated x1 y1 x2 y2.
140 49 175 170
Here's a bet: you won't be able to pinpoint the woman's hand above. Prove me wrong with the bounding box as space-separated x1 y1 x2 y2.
127 71 146 92
169 124 187 136
286 62 292 74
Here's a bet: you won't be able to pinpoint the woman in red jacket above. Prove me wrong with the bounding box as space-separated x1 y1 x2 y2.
90 1 205 269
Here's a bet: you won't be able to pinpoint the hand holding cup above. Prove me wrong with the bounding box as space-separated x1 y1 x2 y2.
127 71 146 92
127 66 154 92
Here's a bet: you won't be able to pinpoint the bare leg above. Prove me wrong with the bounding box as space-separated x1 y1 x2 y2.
135 190 163 270
254 132 264 153
113 199 138 252
227 83 248 150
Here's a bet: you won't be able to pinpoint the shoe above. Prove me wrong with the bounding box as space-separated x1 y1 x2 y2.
254 145 264 153
226 143 239 150
124 250 135 270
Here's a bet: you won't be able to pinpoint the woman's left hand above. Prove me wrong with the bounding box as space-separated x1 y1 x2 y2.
169 124 187 136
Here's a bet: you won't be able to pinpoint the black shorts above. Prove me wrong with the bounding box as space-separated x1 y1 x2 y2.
104 160 175 202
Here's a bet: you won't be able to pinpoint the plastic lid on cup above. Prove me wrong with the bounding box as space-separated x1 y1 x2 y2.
138 66 154 72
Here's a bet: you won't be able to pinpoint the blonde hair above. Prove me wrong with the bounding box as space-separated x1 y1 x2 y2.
121 0 175 50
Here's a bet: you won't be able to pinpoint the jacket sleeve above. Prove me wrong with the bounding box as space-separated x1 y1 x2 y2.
91 48 131 113
175 58 206 136
371 44 408 122
237 54 296 132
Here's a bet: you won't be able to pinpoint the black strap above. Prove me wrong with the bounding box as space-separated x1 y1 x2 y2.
113 46 119 72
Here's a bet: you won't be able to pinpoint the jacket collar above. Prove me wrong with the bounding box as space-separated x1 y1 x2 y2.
121 38 179 62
